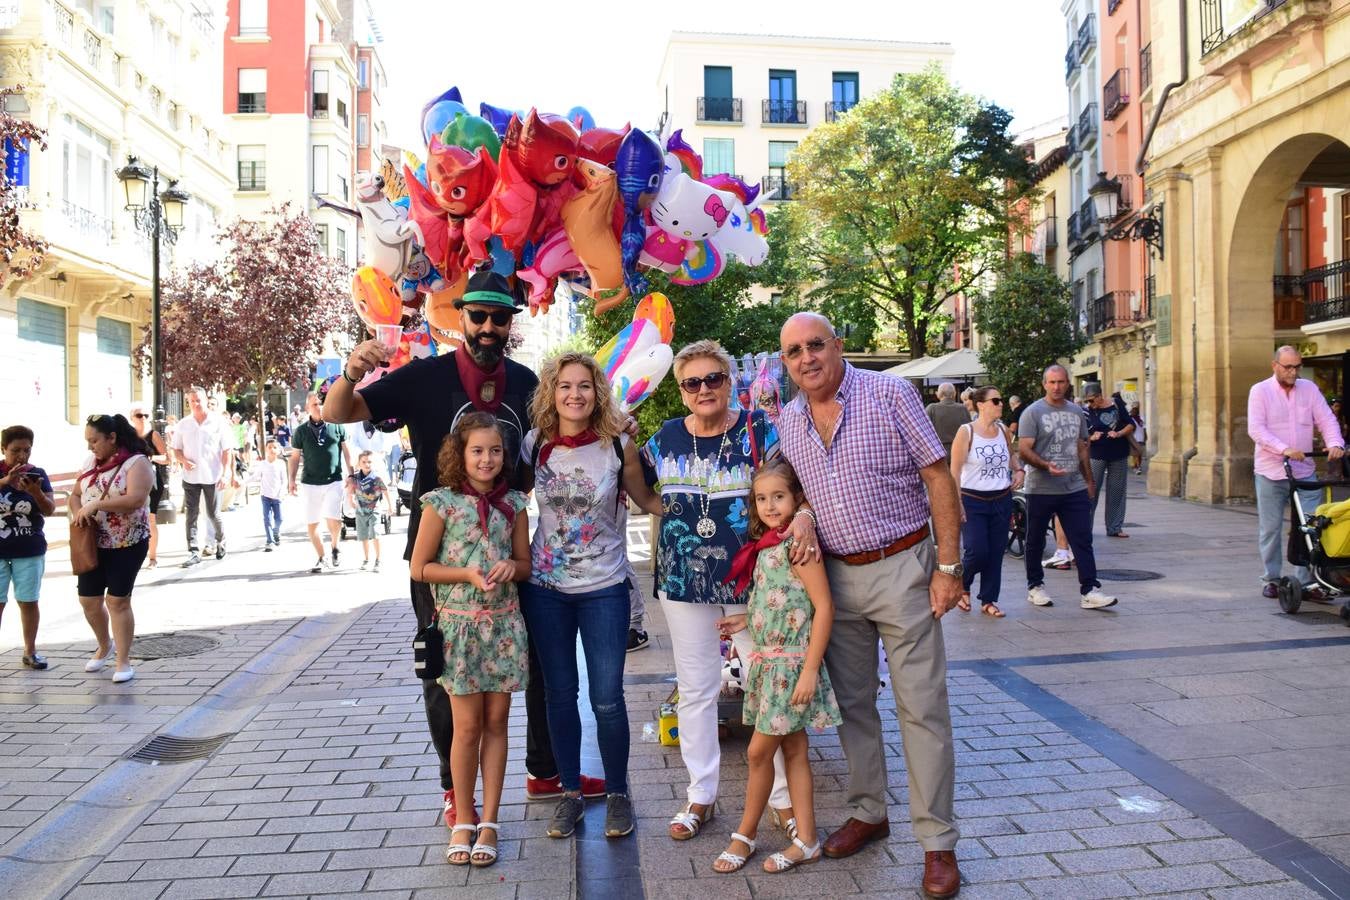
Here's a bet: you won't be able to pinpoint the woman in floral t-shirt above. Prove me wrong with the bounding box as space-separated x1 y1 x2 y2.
71 414 153 684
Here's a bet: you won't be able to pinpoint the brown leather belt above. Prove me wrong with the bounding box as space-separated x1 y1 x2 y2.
827 524 930 566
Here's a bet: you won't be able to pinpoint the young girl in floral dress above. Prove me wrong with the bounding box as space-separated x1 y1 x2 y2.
411 412 530 869
714 458 841 874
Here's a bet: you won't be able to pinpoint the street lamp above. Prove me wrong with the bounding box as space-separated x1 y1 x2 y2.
117 155 190 523
1089 170 1165 259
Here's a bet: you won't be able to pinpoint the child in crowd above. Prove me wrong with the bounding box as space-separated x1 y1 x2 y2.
0 425 56 669
410 412 530 869
249 439 287 550
346 450 393 571
714 458 841 874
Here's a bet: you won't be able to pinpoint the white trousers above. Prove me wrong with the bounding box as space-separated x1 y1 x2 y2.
660 597 789 808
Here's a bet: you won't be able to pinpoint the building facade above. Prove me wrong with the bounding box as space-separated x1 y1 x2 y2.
1144 0 1350 502
1 0 234 471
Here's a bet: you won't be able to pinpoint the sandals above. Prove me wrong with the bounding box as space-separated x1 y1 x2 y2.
669 801 714 841
470 822 499 868
764 835 822 873
768 807 798 840
446 824 476 865
958 592 972 612
712 832 757 873
982 603 1006 618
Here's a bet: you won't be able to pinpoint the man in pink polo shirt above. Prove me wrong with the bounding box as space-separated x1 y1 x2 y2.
1248 345 1344 599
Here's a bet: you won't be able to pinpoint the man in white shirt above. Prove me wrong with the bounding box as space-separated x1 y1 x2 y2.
172 386 232 567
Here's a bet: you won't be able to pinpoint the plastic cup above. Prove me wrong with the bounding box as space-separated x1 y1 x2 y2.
374 324 401 354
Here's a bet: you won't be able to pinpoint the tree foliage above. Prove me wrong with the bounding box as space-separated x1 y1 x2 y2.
776 66 1036 356
973 253 1084 403
0 87 48 286
149 206 349 422
581 264 801 436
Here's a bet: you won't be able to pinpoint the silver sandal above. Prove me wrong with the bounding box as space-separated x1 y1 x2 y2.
669 801 714 841
764 835 822 873
712 832 756 873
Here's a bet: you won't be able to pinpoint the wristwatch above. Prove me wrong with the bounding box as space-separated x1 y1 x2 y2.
937 561 964 579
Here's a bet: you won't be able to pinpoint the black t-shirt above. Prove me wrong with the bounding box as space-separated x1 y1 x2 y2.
1087 396 1133 461
359 352 537 559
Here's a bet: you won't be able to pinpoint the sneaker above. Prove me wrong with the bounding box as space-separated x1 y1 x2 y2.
182 552 201 568
1027 586 1055 607
22 653 48 670
526 772 606 800
201 544 215 558
215 543 226 560
360 560 368 571
1042 552 1072 571
373 560 381 573
311 557 325 574
626 629 649 652
331 546 340 568
442 789 480 828
1081 590 1119 610
263 544 273 553
546 794 585 838
604 793 635 838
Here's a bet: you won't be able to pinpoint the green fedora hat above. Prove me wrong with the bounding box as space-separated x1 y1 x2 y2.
454 270 525 311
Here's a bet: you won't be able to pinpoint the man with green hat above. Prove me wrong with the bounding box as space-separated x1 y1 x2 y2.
323 268 606 848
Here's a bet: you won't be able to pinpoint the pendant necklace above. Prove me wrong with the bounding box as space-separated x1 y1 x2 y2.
692 418 731 539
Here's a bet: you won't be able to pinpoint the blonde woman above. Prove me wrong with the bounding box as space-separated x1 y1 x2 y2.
519 352 660 841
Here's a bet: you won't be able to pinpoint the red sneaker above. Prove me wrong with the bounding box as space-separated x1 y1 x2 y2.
442 789 479 828
525 773 607 800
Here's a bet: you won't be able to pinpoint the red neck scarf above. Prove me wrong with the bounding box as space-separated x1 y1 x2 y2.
536 429 598 469
455 348 506 414
462 480 515 533
79 448 132 486
723 526 790 596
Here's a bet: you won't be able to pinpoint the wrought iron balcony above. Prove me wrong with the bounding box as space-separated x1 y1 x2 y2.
1103 69 1130 120
1079 198 1099 233
1303 260 1350 325
1077 14 1096 61
1076 103 1098 148
824 100 855 122
697 97 742 123
763 100 807 125
1088 290 1139 336
1201 0 1290 55
761 175 795 202
1140 43 1153 92
1274 274 1305 329
1066 124 1079 157
1068 211 1083 249
1065 41 1080 79
1108 0 1123 14
61 201 113 244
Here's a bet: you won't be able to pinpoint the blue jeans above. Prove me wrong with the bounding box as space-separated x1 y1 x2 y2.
520 580 630 795
961 491 1012 605
261 496 282 544
1256 474 1321 584
1024 489 1099 595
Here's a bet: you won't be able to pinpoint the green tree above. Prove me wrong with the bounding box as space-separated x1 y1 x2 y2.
973 253 1084 403
581 265 800 436
779 65 1036 356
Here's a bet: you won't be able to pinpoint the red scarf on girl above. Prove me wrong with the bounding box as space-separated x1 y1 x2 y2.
536 429 598 469
455 347 506 414
462 480 515 533
79 448 132 486
723 526 790 596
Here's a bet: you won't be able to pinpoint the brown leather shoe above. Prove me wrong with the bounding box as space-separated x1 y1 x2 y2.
821 817 890 858
922 850 961 898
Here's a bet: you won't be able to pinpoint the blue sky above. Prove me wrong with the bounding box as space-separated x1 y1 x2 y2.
380 1 1067 152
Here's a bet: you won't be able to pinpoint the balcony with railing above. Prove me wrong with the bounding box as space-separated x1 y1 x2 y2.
61 200 114 246
761 175 795 202
1103 69 1130 120
1065 40 1080 79
763 100 806 125
1302 260 1350 325
1089 290 1141 336
1079 198 1099 235
697 97 742 124
1274 273 1306 329
1140 43 1153 92
1201 0 1291 56
1068 211 1083 249
824 100 855 122
1077 103 1099 149
1077 14 1097 61
1066 123 1079 158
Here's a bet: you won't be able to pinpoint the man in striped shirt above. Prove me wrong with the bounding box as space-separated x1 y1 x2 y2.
777 312 962 900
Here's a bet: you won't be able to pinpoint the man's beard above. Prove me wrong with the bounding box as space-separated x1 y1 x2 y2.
465 332 505 368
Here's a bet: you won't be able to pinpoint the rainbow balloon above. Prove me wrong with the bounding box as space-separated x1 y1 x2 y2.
594 317 660 383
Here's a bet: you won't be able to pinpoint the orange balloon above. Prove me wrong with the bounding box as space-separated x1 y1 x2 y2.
351 266 403 327
424 271 469 348
633 292 675 344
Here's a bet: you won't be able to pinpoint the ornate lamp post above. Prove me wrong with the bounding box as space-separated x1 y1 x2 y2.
117 156 190 523
1089 170 1164 259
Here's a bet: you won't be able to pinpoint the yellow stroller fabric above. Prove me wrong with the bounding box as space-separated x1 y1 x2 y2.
1315 497 1350 556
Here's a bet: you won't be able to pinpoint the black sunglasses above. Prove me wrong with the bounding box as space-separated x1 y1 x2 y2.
984 397 1004 406
679 372 730 393
782 337 831 361
131 412 148 419
464 308 514 327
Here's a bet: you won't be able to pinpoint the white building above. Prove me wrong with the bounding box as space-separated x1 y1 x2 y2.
1 0 235 473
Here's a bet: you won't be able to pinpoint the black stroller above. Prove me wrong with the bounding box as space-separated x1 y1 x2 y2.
394 454 417 516
1277 450 1350 623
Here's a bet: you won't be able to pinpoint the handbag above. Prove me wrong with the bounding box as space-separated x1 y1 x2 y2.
69 518 98 575
412 622 444 681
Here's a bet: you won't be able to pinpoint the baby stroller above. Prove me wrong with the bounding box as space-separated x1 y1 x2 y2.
1277 451 1350 623
394 454 417 516
340 497 392 541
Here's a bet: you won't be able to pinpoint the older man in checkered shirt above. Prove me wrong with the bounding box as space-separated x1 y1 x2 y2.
777 312 963 900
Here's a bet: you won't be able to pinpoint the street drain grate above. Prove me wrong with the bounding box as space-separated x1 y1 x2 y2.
130 633 220 660
126 733 236 764
1097 569 1164 581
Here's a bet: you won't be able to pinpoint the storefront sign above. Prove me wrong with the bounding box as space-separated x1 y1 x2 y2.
3 138 30 187
1155 295 1172 346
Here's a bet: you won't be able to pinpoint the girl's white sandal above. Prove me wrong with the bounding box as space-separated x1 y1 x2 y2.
469 822 499 868
446 824 477 865
712 832 757 873
764 836 822 873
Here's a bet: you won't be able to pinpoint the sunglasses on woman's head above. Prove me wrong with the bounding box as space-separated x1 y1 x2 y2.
464 308 514 327
678 372 729 393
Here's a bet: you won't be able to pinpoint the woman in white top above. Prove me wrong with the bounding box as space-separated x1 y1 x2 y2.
949 386 1024 617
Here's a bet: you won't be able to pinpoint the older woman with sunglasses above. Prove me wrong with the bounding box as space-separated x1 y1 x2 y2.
640 340 819 843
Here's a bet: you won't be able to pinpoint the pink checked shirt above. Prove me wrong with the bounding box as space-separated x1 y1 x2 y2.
779 364 945 556
1247 375 1344 481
